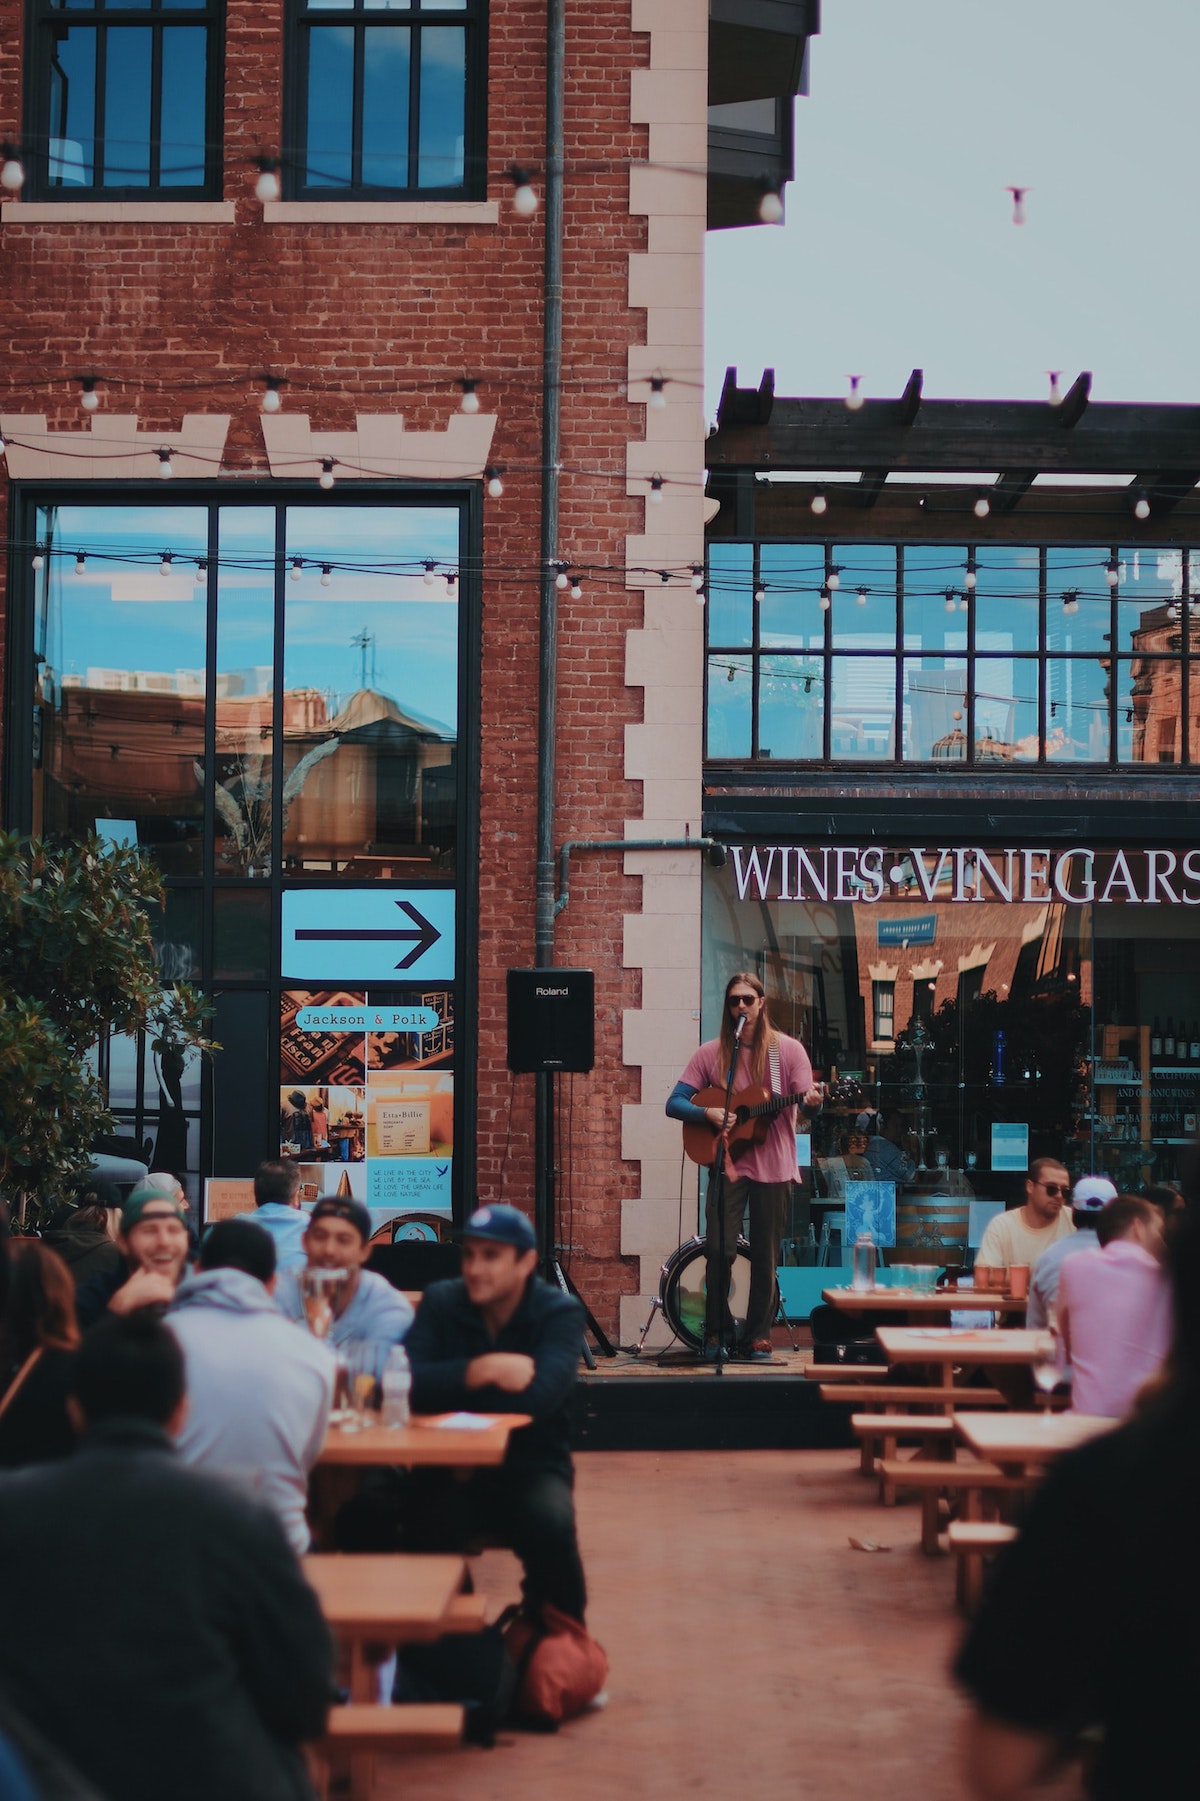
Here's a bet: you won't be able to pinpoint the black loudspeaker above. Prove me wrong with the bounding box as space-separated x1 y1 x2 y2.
506 968 595 1072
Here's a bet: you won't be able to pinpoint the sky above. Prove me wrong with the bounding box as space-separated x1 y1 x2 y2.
704 0 1200 415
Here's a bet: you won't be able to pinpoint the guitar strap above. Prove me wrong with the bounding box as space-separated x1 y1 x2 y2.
769 1041 781 1100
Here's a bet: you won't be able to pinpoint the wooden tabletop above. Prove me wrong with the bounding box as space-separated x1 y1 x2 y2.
954 1410 1115 1467
316 1412 530 1467
823 1289 1027 1315
302 1552 467 1640
876 1326 1048 1367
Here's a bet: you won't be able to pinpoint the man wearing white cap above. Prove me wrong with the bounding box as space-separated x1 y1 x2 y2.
1026 1174 1118 1330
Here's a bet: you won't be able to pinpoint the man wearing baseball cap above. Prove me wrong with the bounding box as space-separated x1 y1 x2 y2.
401 1203 588 1622
273 1195 413 1375
1026 1174 1118 1330
76 1173 193 1328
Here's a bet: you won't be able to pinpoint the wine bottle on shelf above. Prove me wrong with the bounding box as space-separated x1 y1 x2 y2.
1151 1016 1163 1060
1191 1021 1200 1065
1164 1016 1176 1062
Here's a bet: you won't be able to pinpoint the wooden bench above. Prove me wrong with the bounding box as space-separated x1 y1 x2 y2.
849 1413 956 1492
947 1521 1019 1615
309 1703 464 1800
803 1362 889 1381
819 1384 1008 1413
876 1457 1033 1554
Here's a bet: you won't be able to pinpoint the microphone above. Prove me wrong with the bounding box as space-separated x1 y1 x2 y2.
734 1012 747 1040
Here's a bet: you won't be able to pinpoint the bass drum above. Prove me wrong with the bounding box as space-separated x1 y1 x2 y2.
661 1234 753 1351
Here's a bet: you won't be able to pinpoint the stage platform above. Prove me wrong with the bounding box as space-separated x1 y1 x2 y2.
571 1342 856 1454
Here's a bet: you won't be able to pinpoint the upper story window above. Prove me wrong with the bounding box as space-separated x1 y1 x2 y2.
706 541 1197 768
27 0 220 198
289 0 484 198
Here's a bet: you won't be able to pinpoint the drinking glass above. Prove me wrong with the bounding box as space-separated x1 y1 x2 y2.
298 1267 350 1340
1031 1330 1062 1414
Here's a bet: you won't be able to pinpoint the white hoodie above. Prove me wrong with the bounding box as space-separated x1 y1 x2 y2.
168 1268 336 1555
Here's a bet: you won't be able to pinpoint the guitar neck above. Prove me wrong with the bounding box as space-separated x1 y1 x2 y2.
745 1090 808 1122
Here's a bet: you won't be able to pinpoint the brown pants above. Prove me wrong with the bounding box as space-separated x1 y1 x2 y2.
704 1177 789 1345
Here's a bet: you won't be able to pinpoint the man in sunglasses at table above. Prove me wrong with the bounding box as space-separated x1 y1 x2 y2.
975 1158 1076 1278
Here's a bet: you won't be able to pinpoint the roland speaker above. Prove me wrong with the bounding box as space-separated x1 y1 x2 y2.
506 968 595 1073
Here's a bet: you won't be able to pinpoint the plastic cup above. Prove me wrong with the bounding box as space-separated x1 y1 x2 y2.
1008 1264 1030 1300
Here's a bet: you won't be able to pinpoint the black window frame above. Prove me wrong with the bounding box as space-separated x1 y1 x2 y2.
24 0 224 202
285 0 487 201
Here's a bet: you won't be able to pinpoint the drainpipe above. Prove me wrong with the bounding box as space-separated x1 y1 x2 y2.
555 837 728 917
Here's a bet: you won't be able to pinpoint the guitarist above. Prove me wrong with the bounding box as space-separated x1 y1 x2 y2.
666 972 824 1360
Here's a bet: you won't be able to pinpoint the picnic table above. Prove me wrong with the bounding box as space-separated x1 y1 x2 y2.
310 1412 530 1546
822 1288 1027 1318
952 1409 1115 1473
875 1325 1048 1389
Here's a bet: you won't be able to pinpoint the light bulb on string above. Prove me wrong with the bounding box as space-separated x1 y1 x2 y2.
753 582 766 605
570 578 583 600
423 561 438 586
253 157 281 203
726 664 736 683
693 584 706 606
1134 493 1151 521
1105 555 1120 588
555 565 570 591
690 565 705 593
1062 590 1079 616
826 568 840 590
810 492 827 516
1047 371 1063 407
659 570 671 586
958 594 969 612
844 376 864 412
964 559 977 590
459 379 480 415
194 560 207 585
159 553 173 578
486 465 504 499
290 558 303 582
856 587 868 607
649 474 664 505
320 565 332 588
818 588 831 611
445 572 458 594
973 493 990 519
0 143 25 192
758 180 784 224
945 589 957 615
79 376 100 413
319 457 336 490
1006 185 1028 225
31 549 45 571
261 377 283 414
649 374 667 411
157 448 173 480
74 552 87 576
507 165 538 217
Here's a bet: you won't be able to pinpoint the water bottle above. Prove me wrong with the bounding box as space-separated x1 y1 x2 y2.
380 1346 412 1428
851 1232 876 1292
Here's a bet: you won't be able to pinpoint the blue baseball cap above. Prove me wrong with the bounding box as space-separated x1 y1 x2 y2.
461 1204 537 1254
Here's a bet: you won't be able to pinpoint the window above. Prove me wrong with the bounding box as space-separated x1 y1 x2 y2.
871 980 894 1043
289 0 484 198
705 541 1195 767
27 0 220 198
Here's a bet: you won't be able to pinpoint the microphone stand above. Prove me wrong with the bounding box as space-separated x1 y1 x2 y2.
707 1013 747 1378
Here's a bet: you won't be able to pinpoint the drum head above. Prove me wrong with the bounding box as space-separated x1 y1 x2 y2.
662 1237 753 1351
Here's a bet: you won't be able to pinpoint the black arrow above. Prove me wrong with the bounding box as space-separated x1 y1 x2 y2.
295 900 441 970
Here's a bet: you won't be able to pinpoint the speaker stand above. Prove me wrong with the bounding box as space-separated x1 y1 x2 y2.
536 1069 616 1365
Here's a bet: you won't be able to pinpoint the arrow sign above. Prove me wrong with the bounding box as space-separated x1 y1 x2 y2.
295 900 441 971
282 888 456 983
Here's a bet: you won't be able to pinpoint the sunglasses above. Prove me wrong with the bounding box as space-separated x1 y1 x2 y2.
1038 1182 1069 1198
728 995 759 1010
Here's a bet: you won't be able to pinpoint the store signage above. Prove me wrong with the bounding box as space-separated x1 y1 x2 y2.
730 845 1200 908
282 888 456 981
877 914 936 946
295 1006 439 1033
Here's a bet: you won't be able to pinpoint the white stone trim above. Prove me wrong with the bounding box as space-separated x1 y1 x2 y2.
261 413 498 481
262 200 499 225
2 202 237 225
0 414 231 480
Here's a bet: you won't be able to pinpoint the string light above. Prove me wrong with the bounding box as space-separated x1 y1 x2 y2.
289 558 303 581
649 474 664 504
445 571 458 593
31 549 44 571
79 377 100 413
973 493 990 518
649 374 667 411
570 577 583 599
261 377 283 414
318 457 336 490
1047 371 1063 407
690 566 705 592
320 564 332 587
1105 555 1120 588
459 379 480 415
810 493 827 516
555 564 570 590
753 581 766 604
826 567 841 590
944 589 957 614
159 552 173 577
693 583 706 606
74 552 87 576
253 157 281 203
156 448 173 480
1006 185 1028 225
486 465 504 498
958 593 969 612
856 586 868 606
845 376 864 412
0 143 24 192
423 561 438 586
1062 590 1079 615
194 560 207 585
726 663 736 682
507 165 538 217
964 557 977 590
819 588 831 610
758 180 784 224
1133 493 1151 520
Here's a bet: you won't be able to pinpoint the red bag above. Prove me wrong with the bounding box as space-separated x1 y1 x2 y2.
503 1603 609 1726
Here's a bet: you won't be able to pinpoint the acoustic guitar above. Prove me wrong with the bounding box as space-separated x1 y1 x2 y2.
682 1084 816 1167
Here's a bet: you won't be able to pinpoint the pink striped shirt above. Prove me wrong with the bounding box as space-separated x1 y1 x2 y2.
1058 1239 1172 1419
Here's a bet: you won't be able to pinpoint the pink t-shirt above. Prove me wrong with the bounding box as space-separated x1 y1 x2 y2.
1058 1239 1172 1419
679 1033 813 1183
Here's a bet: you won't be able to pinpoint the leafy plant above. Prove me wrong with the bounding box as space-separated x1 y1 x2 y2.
0 831 218 1220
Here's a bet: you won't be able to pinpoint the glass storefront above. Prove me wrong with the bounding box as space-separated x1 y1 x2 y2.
698 841 1200 1291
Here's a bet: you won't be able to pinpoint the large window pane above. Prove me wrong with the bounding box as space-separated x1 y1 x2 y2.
901 546 970 651
216 509 276 876
903 657 968 759
975 659 1039 761
104 26 153 186
706 543 753 647
282 507 461 873
759 656 823 759
1118 659 1182 764
418 27 465 188
830 544 897 649
707 655 751 757
974 546 1040 651
1115 547 1183 653
757 543 824 648
306 26 355 186
1046 549 1110 652
48 28 97 185
1046 658 1109 760
362 26 411 188
34 505 209 874
160 28 208 185
830 657 895 759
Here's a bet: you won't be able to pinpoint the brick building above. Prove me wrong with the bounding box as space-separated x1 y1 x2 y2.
0 1 818 1342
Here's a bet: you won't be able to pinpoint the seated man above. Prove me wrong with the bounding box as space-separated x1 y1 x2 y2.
75 1174 193 1328
864 1110 917 1186
975 1158 1075 1277
274 1196 413 1374
1058 1194 1172 1418
168 1218 336 1554
0 1313 332 1801
250 1160 310 1273
403 1204 587 1622
1026 1174 1116 1330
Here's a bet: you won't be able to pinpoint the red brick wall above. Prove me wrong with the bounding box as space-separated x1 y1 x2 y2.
0 0 650 1333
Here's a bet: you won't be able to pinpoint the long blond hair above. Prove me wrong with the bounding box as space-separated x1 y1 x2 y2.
718 970 777 1088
